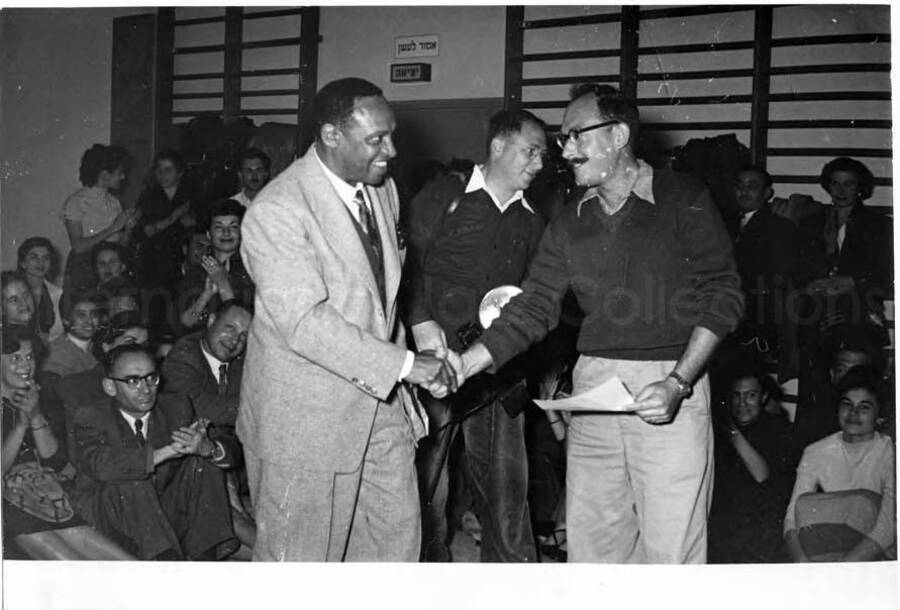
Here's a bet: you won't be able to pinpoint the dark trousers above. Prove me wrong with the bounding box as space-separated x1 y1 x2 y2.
418 395 536 562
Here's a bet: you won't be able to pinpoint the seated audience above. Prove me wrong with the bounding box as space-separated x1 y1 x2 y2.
135 149 197 292
17 237 64 342
2 271 45 362
61 144 139 294
795 324 883 447
42 289 103 379
231 148 271 207
784 366 896 562
161 299 255 549
2 328 133 559
177 198 254 332
708 366 796 563
70 345 239 560
91 241 132 286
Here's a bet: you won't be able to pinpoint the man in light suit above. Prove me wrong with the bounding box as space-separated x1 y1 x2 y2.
239 77 457 561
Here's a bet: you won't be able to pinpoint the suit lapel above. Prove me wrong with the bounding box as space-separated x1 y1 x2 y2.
302 152 382 307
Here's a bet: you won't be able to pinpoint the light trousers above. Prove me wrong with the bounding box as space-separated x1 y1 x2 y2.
566 356 713 563
246 401 420 561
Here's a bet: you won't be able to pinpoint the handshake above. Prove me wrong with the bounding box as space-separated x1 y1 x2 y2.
403 320 493 398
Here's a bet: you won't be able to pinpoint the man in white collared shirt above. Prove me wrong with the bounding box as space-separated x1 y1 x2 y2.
405 109 549 562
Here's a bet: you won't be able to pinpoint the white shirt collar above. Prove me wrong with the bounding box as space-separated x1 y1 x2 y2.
200 340 227 383
465 165 534 214
739 209 759 229
66 333 91 352
314 146 370 223
119 409 151 436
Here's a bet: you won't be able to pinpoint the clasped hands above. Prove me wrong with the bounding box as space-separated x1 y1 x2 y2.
404 347 467 399
169 418 217 458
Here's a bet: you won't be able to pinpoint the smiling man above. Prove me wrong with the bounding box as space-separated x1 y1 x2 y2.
239 77 456 561
406 109 548 562
456 84 744 563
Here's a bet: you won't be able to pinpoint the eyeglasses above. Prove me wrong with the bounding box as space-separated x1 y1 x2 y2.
516 144 549 163
555 120 618 149
108 371 160 389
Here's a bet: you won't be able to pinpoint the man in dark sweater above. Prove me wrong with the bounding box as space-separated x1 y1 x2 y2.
406 109 548 562
455 85 744 563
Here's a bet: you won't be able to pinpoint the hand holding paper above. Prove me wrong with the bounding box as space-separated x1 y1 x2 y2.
532 376 637 413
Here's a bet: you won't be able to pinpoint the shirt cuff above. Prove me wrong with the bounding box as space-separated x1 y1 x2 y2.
398 350 415 381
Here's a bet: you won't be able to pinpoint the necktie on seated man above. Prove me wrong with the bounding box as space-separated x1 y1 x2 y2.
218 363 228 396
134 418 145 447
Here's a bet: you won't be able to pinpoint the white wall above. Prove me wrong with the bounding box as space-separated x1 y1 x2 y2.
318 6 506 102
0 8 149 276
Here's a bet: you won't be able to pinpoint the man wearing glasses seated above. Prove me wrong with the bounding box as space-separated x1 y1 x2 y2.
70 344 239 560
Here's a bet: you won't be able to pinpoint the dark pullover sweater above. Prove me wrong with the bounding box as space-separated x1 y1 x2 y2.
481 168 744 367
407 173 546 351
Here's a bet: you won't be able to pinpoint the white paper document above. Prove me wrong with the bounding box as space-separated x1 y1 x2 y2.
533 375 637 413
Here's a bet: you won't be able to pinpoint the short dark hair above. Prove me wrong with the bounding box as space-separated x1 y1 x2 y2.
569 83 640 146
153 148 186 174
103 343 154 377
819 157 875 201
212 298 252 318
313 78 384 142
238 148 271 173
17 237 60 278
835 364 887 410
95 310 147 347
206 198 246 229
737 165 773 188
729 363 781 402
79 144 131 187
485 109 547 155
1 325 36 355
1 270 28 292
59 288 107 321
91 241 130 273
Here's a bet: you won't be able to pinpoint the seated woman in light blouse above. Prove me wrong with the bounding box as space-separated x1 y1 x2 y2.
784 365 895 561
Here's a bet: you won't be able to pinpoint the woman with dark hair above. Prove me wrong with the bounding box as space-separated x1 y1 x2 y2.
797 157 892 328
134 148 198 292
61 144 141 294
17 237 63 342
1 327 134 559
2 271 46 363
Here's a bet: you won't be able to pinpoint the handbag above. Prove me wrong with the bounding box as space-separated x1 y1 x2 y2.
3 459 75 524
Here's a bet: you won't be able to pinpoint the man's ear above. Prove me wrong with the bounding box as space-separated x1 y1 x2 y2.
206 312 216 329
489 135 505 159
320 123 342 149
101 377 117 398
764 186 774 202
611 122 631 151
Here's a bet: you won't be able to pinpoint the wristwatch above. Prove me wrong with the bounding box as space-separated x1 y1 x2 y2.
666 371 693 399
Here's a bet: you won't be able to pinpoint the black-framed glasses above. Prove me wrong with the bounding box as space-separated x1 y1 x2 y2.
108 371 161 389
555 120 618 149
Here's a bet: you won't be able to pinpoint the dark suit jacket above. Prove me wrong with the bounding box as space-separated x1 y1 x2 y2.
734 207 799 332
161 331 243 436
70 394 236 559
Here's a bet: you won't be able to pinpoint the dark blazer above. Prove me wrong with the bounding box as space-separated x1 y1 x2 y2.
70 394 236 559
161 331 244 429
177 254 255 333
734 207 799 331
